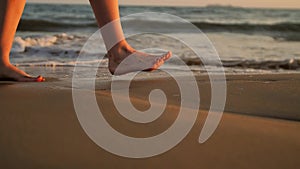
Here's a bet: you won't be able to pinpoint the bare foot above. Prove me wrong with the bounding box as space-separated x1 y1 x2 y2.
107 43 172 75
0 63 45 82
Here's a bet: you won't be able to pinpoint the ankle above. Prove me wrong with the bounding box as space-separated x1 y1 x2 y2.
108 40 134 56
0 52 10 65
0 59 11 67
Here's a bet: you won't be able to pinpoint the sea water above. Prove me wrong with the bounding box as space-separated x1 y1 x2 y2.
12 3 300 74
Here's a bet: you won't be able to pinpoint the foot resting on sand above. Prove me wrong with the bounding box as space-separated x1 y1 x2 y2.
0 62 45 82
107 41 172 75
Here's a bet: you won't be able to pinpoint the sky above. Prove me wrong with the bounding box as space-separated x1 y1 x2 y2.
27 0 300 9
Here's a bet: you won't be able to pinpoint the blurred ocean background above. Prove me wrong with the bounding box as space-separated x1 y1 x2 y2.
12 3 300 74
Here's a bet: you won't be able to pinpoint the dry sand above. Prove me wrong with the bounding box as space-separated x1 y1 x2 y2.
0 71 300 169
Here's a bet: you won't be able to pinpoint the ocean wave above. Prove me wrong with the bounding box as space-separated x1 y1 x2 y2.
18 19 97 32
192 22 300 41
11 33 90 55
15 60 108 68
12 35 58 53
191 22 300 32
183 58 300 70
18 18 300 33
14 57 300 71
11 33 300 72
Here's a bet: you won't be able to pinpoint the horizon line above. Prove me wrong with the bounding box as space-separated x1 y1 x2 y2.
25 2 300 10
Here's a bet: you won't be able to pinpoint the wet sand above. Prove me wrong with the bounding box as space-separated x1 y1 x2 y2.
0 71 300 169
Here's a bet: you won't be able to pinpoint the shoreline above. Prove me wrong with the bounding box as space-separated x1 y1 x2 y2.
1 67 300 121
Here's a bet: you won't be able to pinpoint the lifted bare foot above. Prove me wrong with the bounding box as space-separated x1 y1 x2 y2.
107 42 172 75
0 63 45 82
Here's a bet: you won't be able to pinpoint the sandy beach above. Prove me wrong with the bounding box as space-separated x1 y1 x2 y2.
0 68 299 169
0 1 299 169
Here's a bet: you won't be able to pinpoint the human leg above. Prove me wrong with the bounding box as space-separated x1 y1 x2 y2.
89 0 171 75
0 0 44 82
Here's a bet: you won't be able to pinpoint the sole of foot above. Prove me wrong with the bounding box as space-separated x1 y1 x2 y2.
109 51 172 75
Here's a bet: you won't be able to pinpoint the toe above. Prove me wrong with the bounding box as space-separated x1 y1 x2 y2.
162 51 172 61
36 76 46 82
18 75 45 82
